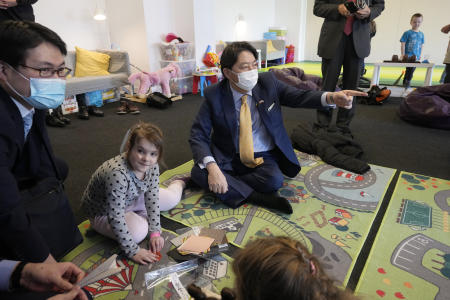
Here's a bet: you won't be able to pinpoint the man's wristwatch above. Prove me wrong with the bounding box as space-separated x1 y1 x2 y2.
328 93 335 104
9 262 27 291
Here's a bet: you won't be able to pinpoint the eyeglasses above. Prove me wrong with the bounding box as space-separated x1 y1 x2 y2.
19 65 72 77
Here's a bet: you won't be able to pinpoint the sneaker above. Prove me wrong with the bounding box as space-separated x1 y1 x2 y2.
116 101 128 115
401 88 413 98
127 101 140 115
88 106 104 117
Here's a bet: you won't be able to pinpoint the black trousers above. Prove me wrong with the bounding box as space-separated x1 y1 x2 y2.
316 33 362 131
444 64 450 84
403 67 416 86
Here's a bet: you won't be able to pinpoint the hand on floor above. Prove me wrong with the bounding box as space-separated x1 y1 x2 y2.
132 248 159 265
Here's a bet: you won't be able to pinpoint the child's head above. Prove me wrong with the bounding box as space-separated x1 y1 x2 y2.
410 13 423 30
124 122 164 169
233 236 359 300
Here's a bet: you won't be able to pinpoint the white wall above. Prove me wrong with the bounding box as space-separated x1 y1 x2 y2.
194 0 276 64
34 0 449 71
106 0 149 71
274 0 306 61
367 0 449 64
304 0 450 64
142 0 195 72
34 0 110 51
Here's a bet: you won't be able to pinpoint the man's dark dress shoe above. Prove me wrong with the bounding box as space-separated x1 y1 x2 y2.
78 106 89 120
88 106 104 117
46 114 65 127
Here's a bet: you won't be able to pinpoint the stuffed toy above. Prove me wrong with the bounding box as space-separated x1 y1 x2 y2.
165 32 184 43
128 63 181 98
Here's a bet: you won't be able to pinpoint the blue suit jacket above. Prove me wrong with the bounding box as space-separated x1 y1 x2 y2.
189 72 324 178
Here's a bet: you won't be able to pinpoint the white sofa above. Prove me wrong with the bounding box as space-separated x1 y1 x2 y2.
64 50 131 97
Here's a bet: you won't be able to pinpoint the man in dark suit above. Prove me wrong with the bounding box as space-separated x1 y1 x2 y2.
189 42 365 214
0 0 37 22
0 21 79 263
314 0 384 137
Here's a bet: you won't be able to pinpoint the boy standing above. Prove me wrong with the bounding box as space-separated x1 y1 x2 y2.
400 13 425 89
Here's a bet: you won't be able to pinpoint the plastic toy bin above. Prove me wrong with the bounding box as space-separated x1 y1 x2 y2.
159 42 195 61
160 59 195 77
170 76 193 95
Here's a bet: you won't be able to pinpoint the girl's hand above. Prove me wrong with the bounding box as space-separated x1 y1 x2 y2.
131 248 159 265
149 235 164 253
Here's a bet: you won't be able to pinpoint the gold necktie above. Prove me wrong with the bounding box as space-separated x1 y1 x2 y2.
239 95 264 168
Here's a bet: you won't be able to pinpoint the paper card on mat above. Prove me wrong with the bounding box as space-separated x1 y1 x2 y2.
178 235 214 254
199 228 227 245
171 226 203 247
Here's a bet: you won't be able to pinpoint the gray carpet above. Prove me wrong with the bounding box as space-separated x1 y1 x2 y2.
47 94 450 224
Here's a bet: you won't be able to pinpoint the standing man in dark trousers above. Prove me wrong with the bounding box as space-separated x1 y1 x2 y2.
442 24 450 84
313 0 384 137
0 0 37 22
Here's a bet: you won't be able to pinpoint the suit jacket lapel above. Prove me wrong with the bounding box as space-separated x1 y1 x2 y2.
252 83 274 136
220 81 239 149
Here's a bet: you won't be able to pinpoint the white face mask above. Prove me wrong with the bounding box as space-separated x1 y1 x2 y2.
232 69 258 91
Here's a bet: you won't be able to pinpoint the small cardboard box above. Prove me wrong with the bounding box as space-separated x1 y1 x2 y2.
61 95 78 115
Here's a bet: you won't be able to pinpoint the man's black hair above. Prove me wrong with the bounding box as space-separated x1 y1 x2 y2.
0 20 67 68
220 41 258 73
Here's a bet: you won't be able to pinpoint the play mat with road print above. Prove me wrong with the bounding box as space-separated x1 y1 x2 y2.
161 150 396 286
355 171 450 300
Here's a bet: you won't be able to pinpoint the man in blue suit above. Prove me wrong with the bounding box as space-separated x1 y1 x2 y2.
189 42 365 214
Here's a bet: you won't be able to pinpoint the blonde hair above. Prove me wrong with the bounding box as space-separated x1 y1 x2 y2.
124 121 164 164
232 236 359 300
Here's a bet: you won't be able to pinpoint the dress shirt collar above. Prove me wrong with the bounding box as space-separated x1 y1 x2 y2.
10 96 35 118
229 83 252 102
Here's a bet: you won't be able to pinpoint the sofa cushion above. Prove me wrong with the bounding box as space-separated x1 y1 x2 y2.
65 73 128 97
74 47 110 77
96 50 130 74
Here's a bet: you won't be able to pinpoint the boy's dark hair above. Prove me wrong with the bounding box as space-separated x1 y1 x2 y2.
0 20 67 68
220 41 258 73
411 13 423 22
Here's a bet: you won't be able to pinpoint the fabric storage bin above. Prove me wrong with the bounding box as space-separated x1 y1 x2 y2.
160 59 195 77
170 76 193 95
159 42 195 61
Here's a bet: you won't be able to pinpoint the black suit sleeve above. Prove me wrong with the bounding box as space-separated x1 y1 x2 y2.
368 0 385 21
0 136 50 262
